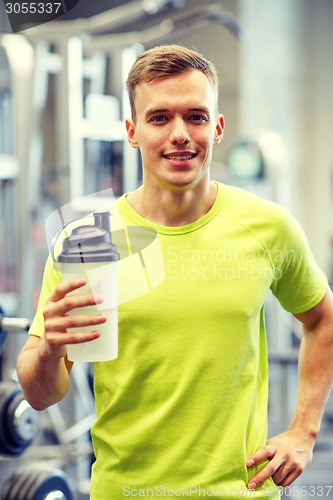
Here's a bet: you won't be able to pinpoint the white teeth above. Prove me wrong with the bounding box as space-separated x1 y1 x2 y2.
165 155 193 160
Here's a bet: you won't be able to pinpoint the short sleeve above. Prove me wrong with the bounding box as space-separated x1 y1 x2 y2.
269 208 327 314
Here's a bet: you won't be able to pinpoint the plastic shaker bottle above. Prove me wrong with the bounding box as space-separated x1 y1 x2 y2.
56 211 119 362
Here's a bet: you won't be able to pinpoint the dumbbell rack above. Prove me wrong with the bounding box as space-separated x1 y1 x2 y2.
0 314 95 499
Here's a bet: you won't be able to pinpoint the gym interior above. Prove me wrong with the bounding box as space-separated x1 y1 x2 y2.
1 0 333 498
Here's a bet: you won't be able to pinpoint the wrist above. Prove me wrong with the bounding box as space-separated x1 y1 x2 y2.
288 418 320 443
38 336 66 362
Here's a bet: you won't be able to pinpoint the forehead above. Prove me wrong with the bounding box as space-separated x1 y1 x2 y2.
133 70 216 114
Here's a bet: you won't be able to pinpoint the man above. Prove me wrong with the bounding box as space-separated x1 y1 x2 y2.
17 45 333 499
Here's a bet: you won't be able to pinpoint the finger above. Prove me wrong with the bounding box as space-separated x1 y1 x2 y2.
247 444 276 467
60 293 104 316
273 467 294 487
247 456 280 490
61 329 101 345
45 312 107 333
45 293 104 319
45 328 101 349
49 278 87 303
277 469 301 487
273 462 303 487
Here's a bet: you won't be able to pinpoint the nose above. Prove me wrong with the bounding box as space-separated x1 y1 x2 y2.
170 118 190 145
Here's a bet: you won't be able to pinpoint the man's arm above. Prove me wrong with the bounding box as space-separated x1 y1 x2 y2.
16 334 72 411
16 278 106 411
246 288 333 490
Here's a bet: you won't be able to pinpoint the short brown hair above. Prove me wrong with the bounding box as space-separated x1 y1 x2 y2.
126 44 219 120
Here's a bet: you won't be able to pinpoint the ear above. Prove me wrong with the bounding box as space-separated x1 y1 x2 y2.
214 114 225 145
125 118 139 148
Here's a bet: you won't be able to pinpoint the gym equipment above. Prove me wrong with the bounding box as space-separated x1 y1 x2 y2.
0 465 74 500
0 313 31 336
0 307 7 357
0 305 31 358
0 305 31 385
0 382 39 456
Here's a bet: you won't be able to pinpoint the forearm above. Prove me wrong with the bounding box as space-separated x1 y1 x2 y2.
16 338 71 411
289 321 333 439
247 292 333 489
246 317 333 490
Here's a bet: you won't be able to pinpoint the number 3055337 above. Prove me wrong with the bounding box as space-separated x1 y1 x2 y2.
5 2 62 14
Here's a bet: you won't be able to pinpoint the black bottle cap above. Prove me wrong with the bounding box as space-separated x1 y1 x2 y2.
57 211 119 264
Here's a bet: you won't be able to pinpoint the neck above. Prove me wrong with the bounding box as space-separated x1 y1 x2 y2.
127 181 217 226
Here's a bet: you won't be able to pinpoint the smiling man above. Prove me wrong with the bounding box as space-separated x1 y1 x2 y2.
125 50 224 226
17 45 333 500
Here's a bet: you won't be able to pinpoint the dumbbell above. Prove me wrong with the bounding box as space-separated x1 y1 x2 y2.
0 382 40 455
0 307 31 356
1 465 74 500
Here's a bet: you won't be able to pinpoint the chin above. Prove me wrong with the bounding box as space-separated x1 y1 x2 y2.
163 178 196 191
164 171 204 190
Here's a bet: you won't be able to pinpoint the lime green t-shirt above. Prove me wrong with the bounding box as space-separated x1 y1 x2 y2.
30 183 327 499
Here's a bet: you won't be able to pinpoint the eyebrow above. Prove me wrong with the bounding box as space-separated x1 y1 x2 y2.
145 108 169 119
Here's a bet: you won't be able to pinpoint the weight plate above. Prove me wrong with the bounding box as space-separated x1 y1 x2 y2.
0 382 39 455
44 491 67 500
18 469 42 500
1 467 73 500
27 468 74 500
0 383 23 455
0 467 31 500
6 393 39 444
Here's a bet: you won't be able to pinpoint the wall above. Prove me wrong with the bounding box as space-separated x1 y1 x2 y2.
238 0 333 271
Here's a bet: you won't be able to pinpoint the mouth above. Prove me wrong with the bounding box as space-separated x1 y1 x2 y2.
163 153 197 161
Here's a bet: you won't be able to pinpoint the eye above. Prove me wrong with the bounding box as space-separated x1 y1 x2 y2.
150 115 168 123
188 114 209 123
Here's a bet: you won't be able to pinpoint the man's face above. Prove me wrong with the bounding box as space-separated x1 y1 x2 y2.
126 70 225 191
